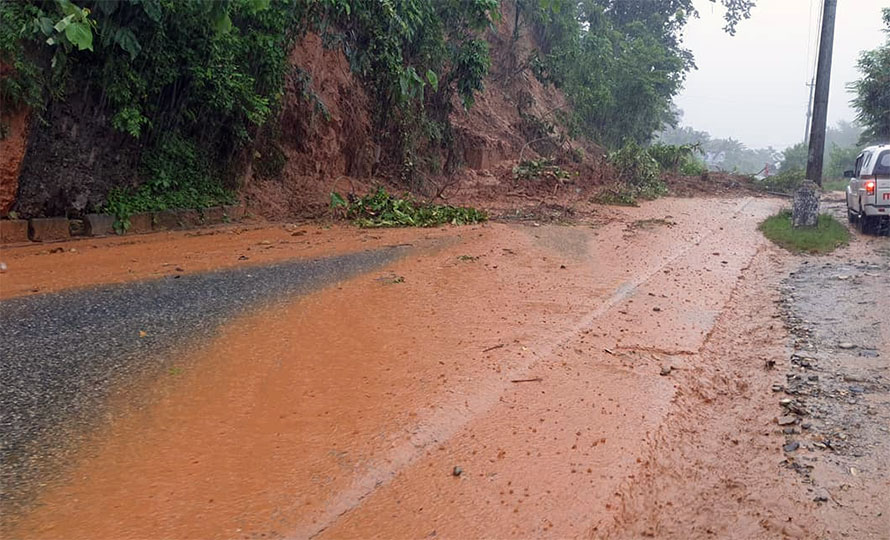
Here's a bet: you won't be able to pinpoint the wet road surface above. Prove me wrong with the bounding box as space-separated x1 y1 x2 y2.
6 196 885 539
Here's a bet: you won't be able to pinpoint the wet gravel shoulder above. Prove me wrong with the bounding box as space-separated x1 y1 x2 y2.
774 239 890 537
0 245 410 512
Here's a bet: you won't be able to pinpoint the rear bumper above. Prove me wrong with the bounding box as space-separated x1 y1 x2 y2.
863 204 890 217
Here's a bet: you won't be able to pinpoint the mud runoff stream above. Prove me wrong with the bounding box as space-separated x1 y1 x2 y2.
2 196 887 539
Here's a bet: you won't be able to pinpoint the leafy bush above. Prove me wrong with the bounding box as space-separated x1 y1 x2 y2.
330 188 486 228
595 141 668 205
647 143 706 175
647 143 696 169
103 135 236 230
758 169 806 194
679 157 708 176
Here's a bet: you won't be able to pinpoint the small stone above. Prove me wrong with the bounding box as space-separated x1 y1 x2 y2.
452 466 463 477
838 342 856 350
777 415 797 426
771 384 784 392
782 427 797 435
653 307 662 312
659 366 672 376
779 398 793 406
801 423 812 430
783 441 800 452
0 262 6 273
849 386 865 394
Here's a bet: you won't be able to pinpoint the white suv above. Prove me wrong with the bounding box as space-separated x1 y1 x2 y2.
845 144 890 234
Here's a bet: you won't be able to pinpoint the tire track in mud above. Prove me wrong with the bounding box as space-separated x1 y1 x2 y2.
296 198 767 539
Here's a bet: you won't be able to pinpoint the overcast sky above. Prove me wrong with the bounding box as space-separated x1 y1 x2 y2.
674 0 887 150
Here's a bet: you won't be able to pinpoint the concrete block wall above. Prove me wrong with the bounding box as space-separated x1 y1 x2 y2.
0 203 247 245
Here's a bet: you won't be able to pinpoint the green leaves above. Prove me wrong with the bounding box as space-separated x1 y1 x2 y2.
330 188 487 228
330 191 347 209
425 69 438 91
850 7 890 144
63 21 92 51
113 28 141 59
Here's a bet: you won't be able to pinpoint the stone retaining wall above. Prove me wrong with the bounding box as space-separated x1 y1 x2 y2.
0 204 246 245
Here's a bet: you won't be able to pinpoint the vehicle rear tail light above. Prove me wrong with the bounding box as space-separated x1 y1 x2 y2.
865 180 876 194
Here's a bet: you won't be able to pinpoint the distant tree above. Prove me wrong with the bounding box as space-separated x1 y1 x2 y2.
826 144 860 179
781 142 808 172
825 120 862 149
522 0 755 148
850 8 890 144
656 125 712 146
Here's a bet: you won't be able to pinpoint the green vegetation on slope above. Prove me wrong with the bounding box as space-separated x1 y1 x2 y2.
0 0 500 215
759 210 850 254
1 0 756 218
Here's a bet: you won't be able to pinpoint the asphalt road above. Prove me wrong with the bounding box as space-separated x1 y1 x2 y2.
0 245 408 507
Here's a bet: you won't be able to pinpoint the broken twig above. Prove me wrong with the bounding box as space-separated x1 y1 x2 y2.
510 377 543 383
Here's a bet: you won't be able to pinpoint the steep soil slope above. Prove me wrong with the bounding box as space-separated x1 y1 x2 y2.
243 1 607 220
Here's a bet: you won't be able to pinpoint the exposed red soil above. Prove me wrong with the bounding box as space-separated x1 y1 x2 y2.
241 1 610 223
10 196 849 540
0 104 29 215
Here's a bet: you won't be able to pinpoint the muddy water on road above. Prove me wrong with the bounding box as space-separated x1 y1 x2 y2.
10 198 782 539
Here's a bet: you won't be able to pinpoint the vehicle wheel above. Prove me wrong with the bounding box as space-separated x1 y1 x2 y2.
860 215 875 235
847 205 857 223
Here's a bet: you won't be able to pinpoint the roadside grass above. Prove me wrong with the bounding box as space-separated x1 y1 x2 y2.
759 210 850 254
821 178 847 192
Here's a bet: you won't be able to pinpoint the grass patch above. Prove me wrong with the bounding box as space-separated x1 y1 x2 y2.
759 210 850 254
331 188 487 228
821 178 847 192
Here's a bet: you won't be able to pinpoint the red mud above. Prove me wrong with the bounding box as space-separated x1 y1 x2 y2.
0 223 451 300
8 196 849 540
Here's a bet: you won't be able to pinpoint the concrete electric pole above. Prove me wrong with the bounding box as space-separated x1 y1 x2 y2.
805 0 837 187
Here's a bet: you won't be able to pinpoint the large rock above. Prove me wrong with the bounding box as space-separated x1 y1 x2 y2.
792 180 819 228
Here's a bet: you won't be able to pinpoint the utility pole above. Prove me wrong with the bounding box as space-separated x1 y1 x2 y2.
805 0 837 187
803 78 815 144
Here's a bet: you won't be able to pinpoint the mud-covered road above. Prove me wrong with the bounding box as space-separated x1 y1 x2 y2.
1 196 887 539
